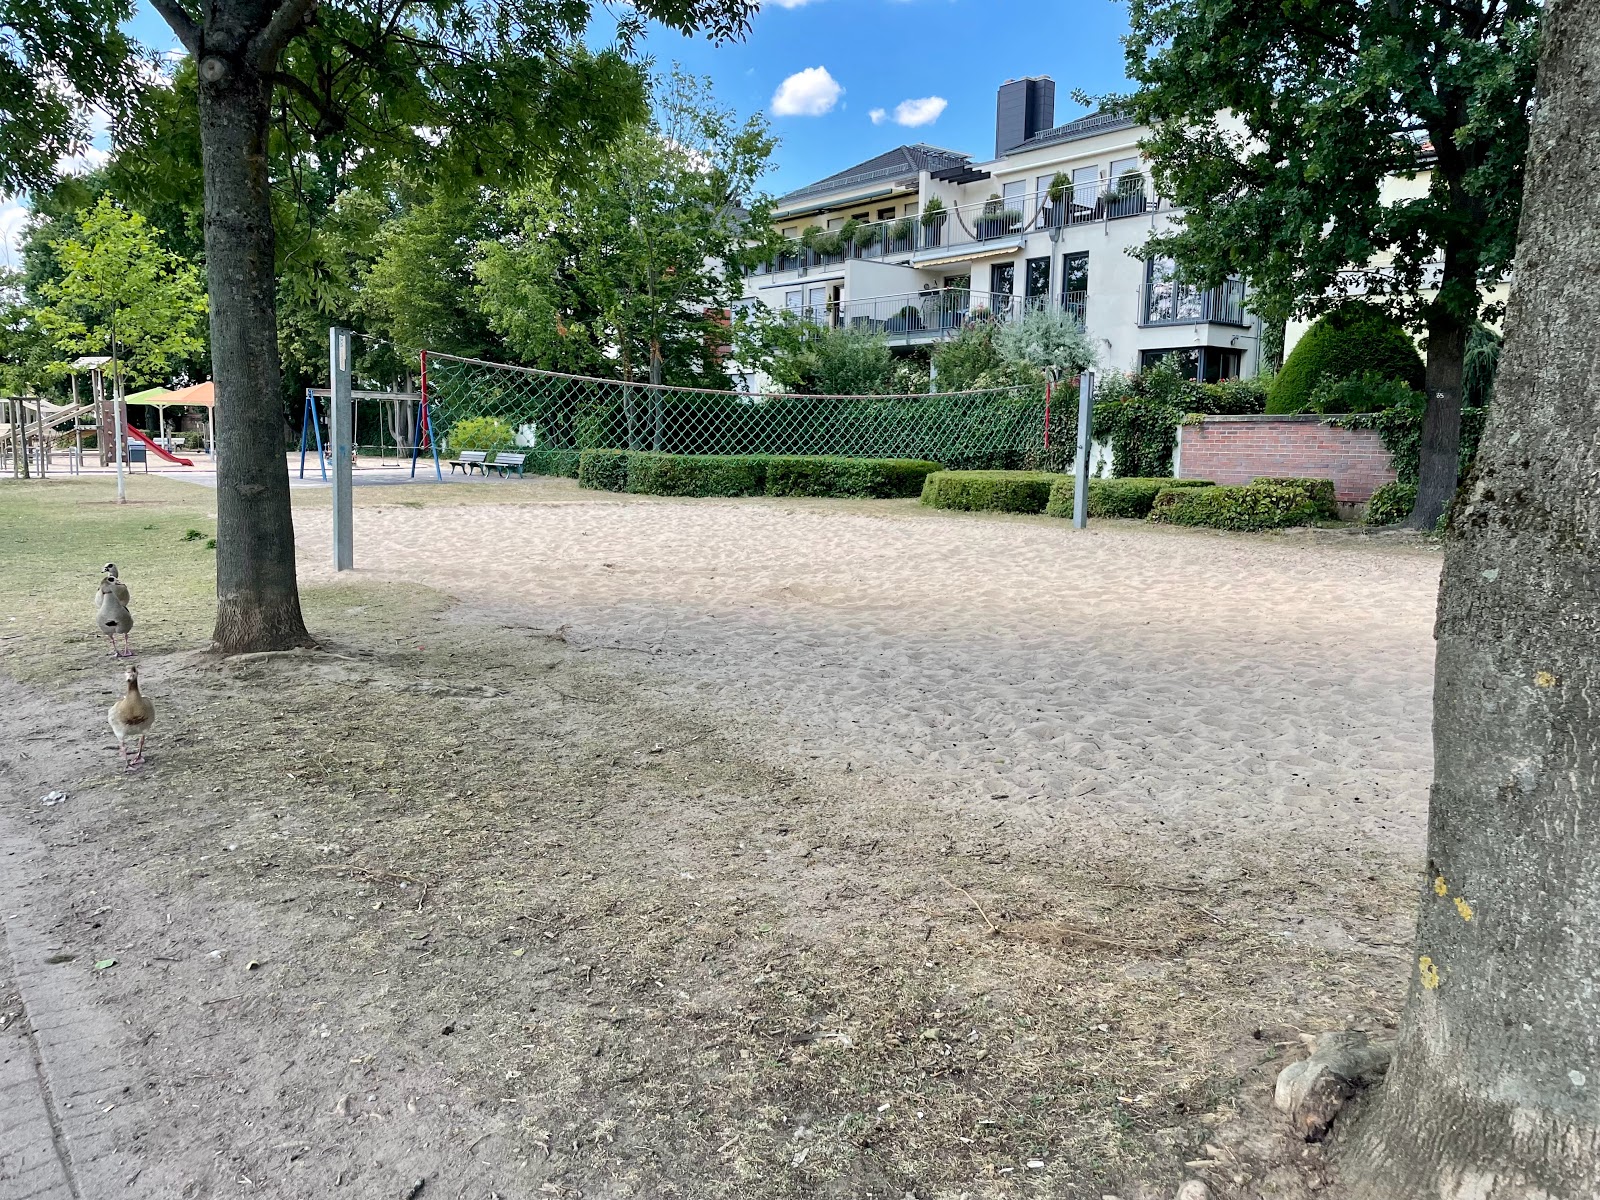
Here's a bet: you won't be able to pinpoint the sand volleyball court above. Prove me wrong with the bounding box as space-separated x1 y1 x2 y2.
319 487 1441 859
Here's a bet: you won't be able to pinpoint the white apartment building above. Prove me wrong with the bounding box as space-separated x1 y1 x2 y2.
744 77 1263 382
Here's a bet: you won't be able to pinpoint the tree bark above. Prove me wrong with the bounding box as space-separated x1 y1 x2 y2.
1341 0 1600 1191
196 31 315 653
1407 296 1469 530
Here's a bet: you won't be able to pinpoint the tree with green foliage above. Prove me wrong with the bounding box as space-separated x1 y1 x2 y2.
1124 0 1540 529
0 0 142 195
35 198 208 398
1268 302 1425 413
68 0 755 652
993 306 1096 383
761 322 897 396
476 69 777 395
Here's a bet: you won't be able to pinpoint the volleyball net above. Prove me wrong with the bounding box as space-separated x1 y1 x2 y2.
415 352 1076 473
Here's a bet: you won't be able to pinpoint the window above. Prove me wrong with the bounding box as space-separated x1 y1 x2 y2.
1025 256 1051 300
1061 252 1088 297
905 202 918 217
990 261 1015 296
1110 156 1140 189
826 217 844 230
1138 347 1244 383
851 212 870 222
943 273 971 292
1001 180 1025 210
807 286 827 318
878 207 897 221
784 290 802 311
781 227 797 239
1108 156 1146 217
1072 165 1100 201
1036 174 1056 199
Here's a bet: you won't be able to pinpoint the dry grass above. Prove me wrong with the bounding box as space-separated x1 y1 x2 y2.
0 477 1417 1199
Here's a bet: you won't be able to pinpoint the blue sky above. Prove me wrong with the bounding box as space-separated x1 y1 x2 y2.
1 0 1133 263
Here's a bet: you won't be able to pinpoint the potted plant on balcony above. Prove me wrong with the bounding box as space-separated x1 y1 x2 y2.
886 304 925 334
920 196 946 247
798 225 824 263
813 226 847 259
1104 171 1146 219
1045 171 1071 228
852 221 884 252
890 216 916 249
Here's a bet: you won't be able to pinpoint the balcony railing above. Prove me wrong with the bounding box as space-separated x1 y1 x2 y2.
787 287 1088 339
1141 277 1248 326
750 175 1163 276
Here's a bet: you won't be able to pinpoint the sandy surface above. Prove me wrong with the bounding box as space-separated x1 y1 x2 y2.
313 491 1442 859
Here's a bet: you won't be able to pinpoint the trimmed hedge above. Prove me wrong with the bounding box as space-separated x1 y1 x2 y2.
578 449 631 492
1148 482 1324 531
1044 476 1214 520
626 452 767 497
525 449 581 478
576 451 945 499
1365 481 1417 526
1268 303 1424 414
1251 476 1338 520
763 456 942 499
919 470 1061 514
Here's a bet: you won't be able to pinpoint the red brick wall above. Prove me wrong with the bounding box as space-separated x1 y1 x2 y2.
1176 415 1396 504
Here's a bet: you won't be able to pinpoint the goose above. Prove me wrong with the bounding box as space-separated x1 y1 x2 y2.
95 576 135 657
102 563 130 605
108 664 156 769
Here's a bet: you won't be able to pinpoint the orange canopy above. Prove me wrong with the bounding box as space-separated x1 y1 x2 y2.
162 381 215 408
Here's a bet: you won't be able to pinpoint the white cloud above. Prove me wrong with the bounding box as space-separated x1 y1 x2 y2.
891 96 947 127
869 108 887 125
771 66 843 117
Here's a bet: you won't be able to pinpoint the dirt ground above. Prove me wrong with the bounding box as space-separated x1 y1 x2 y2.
0 476 1440 1200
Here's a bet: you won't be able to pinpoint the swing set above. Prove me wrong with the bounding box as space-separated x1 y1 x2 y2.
297 380 442 481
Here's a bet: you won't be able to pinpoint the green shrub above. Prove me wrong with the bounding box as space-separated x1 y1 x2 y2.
1365 481 1418 526
1148 482 1323 531
1306 372 1420 415
920 470 1061 514
1331 393 1486 486
1268 303 1424 414
764 456 942 499
578 449 632 491
626 452 767 497
446 415 517 452
525 449 581 478
1044 476 1214 520
1250 476 1338 519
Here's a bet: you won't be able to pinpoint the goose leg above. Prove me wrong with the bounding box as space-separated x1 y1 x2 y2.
132 735 146 766
119 740 129 770
107 633 119 657
122 632 134 658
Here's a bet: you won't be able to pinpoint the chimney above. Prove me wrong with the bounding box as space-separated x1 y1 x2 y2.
995 76 1056 158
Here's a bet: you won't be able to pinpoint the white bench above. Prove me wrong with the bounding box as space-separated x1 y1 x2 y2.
487 451 529 478
448 449 488 475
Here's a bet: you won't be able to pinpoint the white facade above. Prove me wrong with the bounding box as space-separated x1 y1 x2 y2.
743 83 1263 383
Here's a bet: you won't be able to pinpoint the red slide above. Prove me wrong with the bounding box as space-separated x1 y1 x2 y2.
125 424 195 467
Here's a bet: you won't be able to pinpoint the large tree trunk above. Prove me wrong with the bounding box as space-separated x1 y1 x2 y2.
1407 298 1469 530
196 41 315 653
1341 0 1600 1191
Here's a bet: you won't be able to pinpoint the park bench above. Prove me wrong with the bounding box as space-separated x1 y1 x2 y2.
448 449 488 475
487 451 529 478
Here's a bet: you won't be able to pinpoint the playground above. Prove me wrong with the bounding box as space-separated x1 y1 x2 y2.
0 474 1439 1199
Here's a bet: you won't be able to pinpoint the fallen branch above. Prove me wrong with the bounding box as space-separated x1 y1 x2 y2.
311 862 429 910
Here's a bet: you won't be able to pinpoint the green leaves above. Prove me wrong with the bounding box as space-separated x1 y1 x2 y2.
36 198 208 389
1123 0 1540 330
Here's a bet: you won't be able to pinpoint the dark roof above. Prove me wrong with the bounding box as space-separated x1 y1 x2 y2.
1015 110 1137 151
777 144 970 206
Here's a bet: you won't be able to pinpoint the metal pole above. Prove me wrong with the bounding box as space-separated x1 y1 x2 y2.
1071 371 1094 530
111 335 126 504
330 327 354 571
71 373 81 474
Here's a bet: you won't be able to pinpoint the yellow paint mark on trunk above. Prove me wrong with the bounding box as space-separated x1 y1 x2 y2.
1535 670 1559 688
1433 875 1449 897
1454 896 1473 921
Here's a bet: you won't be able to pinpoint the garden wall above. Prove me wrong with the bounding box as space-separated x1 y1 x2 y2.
1174 414 1396 505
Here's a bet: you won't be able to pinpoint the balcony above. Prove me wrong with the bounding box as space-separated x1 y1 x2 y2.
749 175 1164 276
786 287 1088 343
1141 277 1248 327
